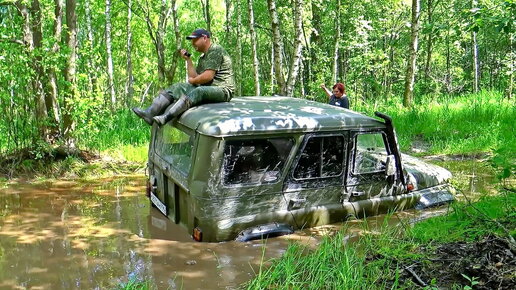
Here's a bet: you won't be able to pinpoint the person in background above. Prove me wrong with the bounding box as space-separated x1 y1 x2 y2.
132 28 235 126
320 82 349 109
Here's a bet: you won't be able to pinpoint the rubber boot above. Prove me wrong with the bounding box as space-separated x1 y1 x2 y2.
132 92 173 125
153 96 192 126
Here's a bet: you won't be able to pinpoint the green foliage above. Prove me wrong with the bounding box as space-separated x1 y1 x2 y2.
354 90 515 156
410 193 516 243
246 231 374 289
1 0 514 161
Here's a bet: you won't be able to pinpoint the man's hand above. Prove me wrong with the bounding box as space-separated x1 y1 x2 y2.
180 49 191 60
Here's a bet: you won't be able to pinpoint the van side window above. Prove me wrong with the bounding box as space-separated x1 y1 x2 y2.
293 136 344 179
155 126 193 174
353 133 388 174
223 138 294 185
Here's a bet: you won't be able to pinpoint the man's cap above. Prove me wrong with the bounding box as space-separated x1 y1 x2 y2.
186 29 211 40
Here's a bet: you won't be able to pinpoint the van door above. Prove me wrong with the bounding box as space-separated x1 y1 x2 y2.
346 130 396 203
283 133 348 227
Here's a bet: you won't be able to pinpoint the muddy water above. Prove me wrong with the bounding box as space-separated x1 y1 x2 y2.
0 160 499 289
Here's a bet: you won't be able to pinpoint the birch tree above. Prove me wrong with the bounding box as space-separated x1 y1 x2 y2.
63 0 77 147
403 0 420 107
166 0 181 84
248 0 261 96
105 0 116 106
235 0 243 96
267 0 286 95
84 0 97 90
332 0 341 84
285 0 304 96
201 0 211 32
47 0 63 128
471 0 479 92
125 0 134 102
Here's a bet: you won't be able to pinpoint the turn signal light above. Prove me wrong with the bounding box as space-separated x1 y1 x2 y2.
193 227 203 242
407 183 415 191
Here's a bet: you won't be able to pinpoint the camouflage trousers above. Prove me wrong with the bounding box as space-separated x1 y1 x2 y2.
164 83 231 106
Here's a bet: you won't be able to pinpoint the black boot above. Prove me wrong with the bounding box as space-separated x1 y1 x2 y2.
132 92 173 125
153 96 192 126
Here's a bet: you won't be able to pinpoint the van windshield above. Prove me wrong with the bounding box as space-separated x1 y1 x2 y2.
154 125 193 174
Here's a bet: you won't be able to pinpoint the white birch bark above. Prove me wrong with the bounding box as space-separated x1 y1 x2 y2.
47 0 63 125
403 0 420 107
248 0 261 96
332 0 341 84
285 0 304 97
126 0 134 101
472 0 479 92
236 0 243 96
267 0 286 95
63 0 77 147
105 0 116 105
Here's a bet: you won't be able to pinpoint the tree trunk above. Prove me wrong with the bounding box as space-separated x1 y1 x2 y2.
471 0 479 93
236 0 242 96
47 0 63 128
224 0 232 35
332 0 341 84
267 0 286 95
30 0 49 140
285 0 304 97
201 0 211 32
507 35 513 99
63 0 77 148
85 0 97 91
248 0 261 96
309 0 322 87
165 0 180 84
445 20 451 93
105 0 116 106
403 0 420 107
125 0 134 103
423 0 434 86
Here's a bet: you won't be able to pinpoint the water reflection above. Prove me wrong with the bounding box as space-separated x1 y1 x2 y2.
0 160 499 289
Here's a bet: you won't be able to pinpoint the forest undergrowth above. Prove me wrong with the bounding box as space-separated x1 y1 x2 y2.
0 91 513 180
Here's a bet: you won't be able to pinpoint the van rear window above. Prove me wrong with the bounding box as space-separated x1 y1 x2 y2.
222 138 294 185
155 125 193 174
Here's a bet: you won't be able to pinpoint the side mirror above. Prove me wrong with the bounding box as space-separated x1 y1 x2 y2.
385 155 396 177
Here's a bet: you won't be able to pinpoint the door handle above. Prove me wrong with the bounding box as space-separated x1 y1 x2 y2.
352 191 365 197
288 198 306 210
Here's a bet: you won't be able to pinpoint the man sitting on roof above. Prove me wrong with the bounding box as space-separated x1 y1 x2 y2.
132 28 235 126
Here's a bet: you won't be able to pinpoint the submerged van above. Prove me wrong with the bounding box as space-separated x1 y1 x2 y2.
145 96 454 242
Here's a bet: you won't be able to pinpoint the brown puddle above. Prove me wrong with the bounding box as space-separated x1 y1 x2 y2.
0 160 500 289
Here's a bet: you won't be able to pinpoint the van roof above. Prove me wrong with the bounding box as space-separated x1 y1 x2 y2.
178 96 385 137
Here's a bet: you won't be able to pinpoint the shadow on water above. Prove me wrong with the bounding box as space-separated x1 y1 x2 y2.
0 160 499 289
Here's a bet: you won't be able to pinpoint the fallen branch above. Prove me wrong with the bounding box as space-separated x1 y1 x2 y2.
404 265 428 287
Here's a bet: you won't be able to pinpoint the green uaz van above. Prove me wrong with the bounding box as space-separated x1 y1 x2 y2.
145 96 454 242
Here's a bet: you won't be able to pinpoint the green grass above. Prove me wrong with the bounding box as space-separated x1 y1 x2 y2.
247 232 374 289
117 279 152 290
354 90 515 156
410 191 516 243
245 191 515 289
